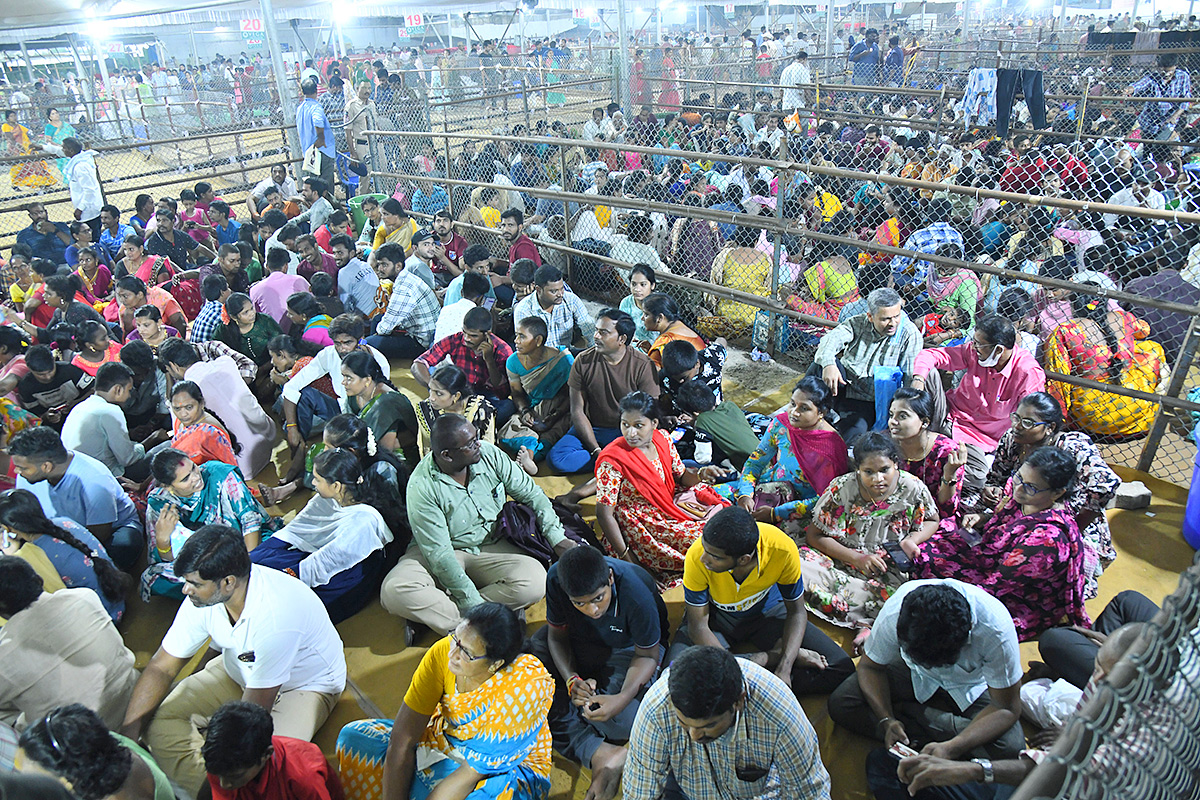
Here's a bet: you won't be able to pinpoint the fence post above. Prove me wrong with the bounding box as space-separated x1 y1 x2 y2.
1137 316 1200 473
234 126 250 190
559 143 573 283
767 138 788 359
443 133 455 217
367 106 384 194
522 79 532 133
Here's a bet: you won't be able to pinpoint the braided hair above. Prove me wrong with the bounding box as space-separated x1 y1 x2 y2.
0 489 131 603
1070 281 1125 383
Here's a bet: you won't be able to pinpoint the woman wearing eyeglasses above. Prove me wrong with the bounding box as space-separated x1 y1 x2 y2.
979 391 1120 599
18 703 174 800
337 603 554 800
913 446 1090 641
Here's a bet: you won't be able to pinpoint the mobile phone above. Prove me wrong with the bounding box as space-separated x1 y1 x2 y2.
955 527 984 547
889 742 919 759
881 541 912 572
482 297 496 310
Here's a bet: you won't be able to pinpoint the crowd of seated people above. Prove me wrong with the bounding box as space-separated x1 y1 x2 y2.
0 43 1194 798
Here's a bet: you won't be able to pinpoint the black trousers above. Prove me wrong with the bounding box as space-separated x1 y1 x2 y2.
1038 590 1160 689
667 602 855 696
995 69 1046 138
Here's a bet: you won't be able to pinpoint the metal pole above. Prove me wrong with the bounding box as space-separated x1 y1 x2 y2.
825 0 835 69
1137 316 1200 471
1058 0 1067 32
335 6 347 58
558 144 573 283
618 0 631 111
20 41 36 83
657 5 663 45
260 0 302 160
66 35 91 106
963 0 972 52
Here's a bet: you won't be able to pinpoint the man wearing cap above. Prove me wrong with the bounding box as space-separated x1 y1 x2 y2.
404 229 439 292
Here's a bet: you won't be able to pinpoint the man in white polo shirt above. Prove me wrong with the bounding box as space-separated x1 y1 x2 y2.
120 525 346 795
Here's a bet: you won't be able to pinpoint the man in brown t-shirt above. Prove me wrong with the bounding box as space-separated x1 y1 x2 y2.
548 308 659 473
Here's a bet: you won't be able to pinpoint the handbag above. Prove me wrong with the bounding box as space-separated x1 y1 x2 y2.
302 145 321 175
752 481 796 513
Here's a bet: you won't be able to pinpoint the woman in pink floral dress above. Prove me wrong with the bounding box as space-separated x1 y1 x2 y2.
913 446 1088 641
802 432 938 630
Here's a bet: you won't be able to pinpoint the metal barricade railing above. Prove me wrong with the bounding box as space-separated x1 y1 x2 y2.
0 126 298 255
366 126 1200 485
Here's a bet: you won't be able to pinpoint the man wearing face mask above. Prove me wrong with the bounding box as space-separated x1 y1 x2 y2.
910 315 1045 497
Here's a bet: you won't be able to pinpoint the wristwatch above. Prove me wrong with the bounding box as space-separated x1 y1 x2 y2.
971 758 995 784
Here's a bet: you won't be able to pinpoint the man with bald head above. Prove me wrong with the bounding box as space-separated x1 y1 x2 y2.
380 414 577 633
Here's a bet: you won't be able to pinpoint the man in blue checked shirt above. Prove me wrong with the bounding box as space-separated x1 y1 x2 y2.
889 199 964 293
624 645 832 800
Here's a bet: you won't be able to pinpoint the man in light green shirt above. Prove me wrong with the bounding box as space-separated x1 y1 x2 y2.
380 414 574 631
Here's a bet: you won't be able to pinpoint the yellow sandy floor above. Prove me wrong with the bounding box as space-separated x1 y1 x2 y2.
113 359 1195 800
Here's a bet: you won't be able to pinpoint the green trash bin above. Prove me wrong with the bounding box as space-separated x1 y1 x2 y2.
348 193 387 236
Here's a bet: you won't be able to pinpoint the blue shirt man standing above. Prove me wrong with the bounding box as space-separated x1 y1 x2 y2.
295 78 335 191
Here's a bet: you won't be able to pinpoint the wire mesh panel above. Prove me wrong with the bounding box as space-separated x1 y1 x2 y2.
0 126 296 258
366 116 1200 486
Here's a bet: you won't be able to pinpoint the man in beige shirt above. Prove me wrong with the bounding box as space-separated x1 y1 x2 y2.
344 80 376 162
0 556 138 730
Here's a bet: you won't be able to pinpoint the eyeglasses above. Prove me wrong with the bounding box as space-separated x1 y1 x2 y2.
1014 480 1051 496
43 708 65 754
447 436 482 454
450 632 486 661
1010 413 1051 431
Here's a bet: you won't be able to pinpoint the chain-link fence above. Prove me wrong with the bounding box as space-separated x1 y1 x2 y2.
1011 554 1200 800
0 125 296 257
365 123 1200 487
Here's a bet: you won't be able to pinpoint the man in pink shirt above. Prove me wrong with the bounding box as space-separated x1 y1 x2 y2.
910 315 1045 493
250 248 311 334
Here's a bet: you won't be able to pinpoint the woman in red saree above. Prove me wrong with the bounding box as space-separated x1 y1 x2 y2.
631 50 651 106
720 376 848 539
595 392 728 588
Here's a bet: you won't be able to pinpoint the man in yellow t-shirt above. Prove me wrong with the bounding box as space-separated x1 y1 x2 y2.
669 506 854 695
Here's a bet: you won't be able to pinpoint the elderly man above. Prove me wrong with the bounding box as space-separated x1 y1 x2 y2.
910 315 1046 492
625 645 832 800
828 579 1025 761
33 137 102 240
380 414 576 634
810 287 922 442
512 265 596 350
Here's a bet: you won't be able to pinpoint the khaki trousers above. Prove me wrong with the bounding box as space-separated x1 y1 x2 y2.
145 656 339 795
379 540 547 632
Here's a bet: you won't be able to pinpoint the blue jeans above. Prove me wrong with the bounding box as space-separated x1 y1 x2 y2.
547 425 621 474
292 385 341 440
107 523 145 570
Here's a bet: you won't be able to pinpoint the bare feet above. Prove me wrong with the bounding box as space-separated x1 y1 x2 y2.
258 481 298 508
517 446 538 476
585 743 627 800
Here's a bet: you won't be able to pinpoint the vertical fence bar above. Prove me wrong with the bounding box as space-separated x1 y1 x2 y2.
558 143 573 283
1137 317 1200 473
